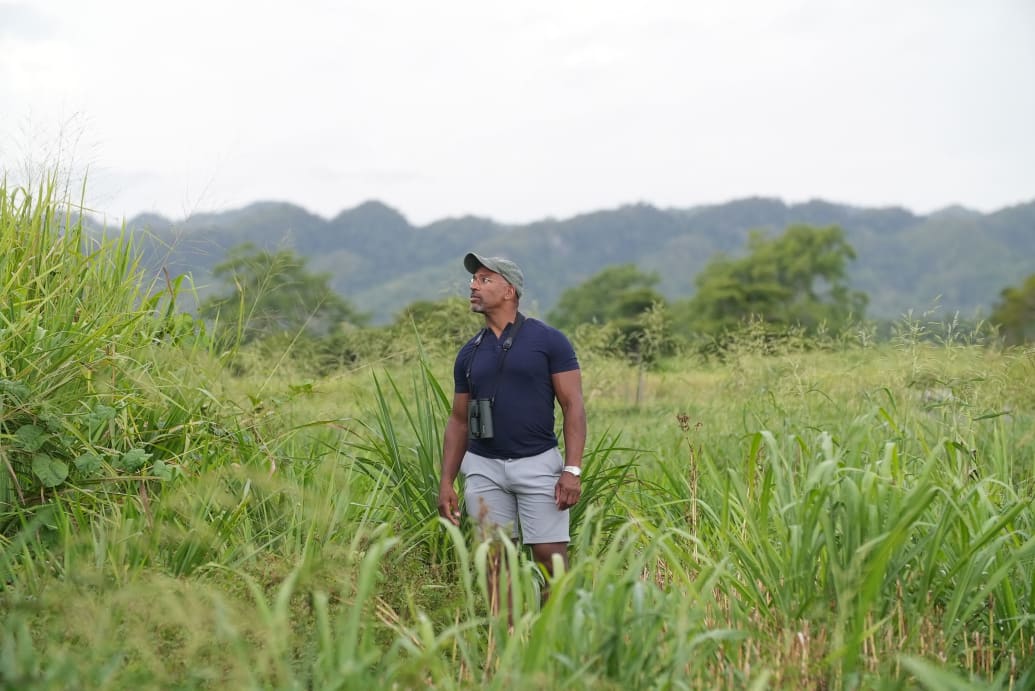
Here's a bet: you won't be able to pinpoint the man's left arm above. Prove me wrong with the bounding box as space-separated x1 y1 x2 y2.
552 368 586 510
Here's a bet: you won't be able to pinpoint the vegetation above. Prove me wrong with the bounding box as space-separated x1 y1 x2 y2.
112 196 1035 324
0 175 208 510
199 243 368 344
548 264 665 332
548 264 672 361
677 224 867 335
990 273 1035 345
2 177 1034 689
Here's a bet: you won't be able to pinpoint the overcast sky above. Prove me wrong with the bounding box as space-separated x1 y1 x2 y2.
1 0 1033 226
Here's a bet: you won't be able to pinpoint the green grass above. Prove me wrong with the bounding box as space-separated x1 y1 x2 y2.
1 175 1034 689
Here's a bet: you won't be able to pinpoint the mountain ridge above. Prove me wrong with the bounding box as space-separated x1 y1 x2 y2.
107 196 1034 325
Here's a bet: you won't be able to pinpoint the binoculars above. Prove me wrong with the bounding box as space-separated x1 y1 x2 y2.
467 398 494 439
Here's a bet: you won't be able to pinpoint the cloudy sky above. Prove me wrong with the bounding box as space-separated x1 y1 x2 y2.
1 0 1033 225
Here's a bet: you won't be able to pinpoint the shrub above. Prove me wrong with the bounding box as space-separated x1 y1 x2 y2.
0 175 214 517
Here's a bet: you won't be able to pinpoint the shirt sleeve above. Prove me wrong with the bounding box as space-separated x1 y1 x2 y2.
454 340 476 393
453 351 468 393
547 328 580 374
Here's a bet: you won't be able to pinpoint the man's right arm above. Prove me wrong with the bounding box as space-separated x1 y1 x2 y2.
438 392 470 526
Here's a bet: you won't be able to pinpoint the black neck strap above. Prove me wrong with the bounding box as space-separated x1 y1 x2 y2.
465 313 526 402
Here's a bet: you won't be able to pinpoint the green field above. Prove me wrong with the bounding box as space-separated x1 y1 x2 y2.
2 180 1033 689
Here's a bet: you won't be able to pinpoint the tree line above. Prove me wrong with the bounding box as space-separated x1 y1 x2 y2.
198 223 1035 365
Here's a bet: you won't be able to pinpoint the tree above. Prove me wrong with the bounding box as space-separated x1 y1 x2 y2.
990 273 1035 345
392 296 482 351
683 224 867 334
200 243 367 343
547 264 674 361
547 264 665 331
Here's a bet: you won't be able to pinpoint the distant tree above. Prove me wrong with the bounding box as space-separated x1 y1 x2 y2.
200 243 367 344
393 296 482 349
684 224 867 334
548 264 674 361
990 273 1035 345
547 264 665 330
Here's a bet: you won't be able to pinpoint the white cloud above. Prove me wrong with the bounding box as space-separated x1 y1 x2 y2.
1 0 1033 223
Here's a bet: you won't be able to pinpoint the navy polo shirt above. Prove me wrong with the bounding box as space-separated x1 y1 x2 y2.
453 316 579 459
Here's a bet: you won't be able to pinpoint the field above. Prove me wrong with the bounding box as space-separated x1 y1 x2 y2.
1 180 1034 689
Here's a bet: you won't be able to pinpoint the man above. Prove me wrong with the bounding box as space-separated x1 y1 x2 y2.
437 252 586 581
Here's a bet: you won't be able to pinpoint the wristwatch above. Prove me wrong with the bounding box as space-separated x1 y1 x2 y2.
562 465 582 477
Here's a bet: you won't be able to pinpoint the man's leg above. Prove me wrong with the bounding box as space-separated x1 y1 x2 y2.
530 542 568 576
461 453 519 616
529 542 568 604
512 449 571 602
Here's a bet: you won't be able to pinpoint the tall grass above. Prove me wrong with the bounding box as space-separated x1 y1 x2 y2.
347 356 455 563
0 175 211 519
346 351 638 567
2 173 1033 688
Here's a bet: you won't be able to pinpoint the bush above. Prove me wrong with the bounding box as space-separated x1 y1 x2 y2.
0 175 218 517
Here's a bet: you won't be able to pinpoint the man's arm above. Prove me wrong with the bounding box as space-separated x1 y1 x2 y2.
438 391 470 526
552 368 586 510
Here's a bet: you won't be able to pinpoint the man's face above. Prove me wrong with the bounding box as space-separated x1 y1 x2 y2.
469 269 512 313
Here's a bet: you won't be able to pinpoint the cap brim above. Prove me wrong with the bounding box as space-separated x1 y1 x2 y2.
464 252 486 274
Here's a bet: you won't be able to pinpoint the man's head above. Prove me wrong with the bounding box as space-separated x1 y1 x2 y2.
464 252 524 298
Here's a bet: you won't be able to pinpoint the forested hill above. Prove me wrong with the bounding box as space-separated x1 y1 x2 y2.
115 197 1035 324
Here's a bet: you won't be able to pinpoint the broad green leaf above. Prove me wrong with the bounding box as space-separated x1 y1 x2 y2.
117 448 151 472
0 379 30 401
73 452 103 475
151 458 173 481
86 404 117 428
14 424 48 452
32 453 68 487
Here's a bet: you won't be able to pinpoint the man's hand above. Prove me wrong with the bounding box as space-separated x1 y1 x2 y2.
438 484 462 526
555 472 581 510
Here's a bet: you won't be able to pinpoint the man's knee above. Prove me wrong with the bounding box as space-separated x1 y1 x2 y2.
530 542 568 573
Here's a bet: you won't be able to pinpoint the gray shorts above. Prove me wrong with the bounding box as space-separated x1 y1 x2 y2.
460 447 570 544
